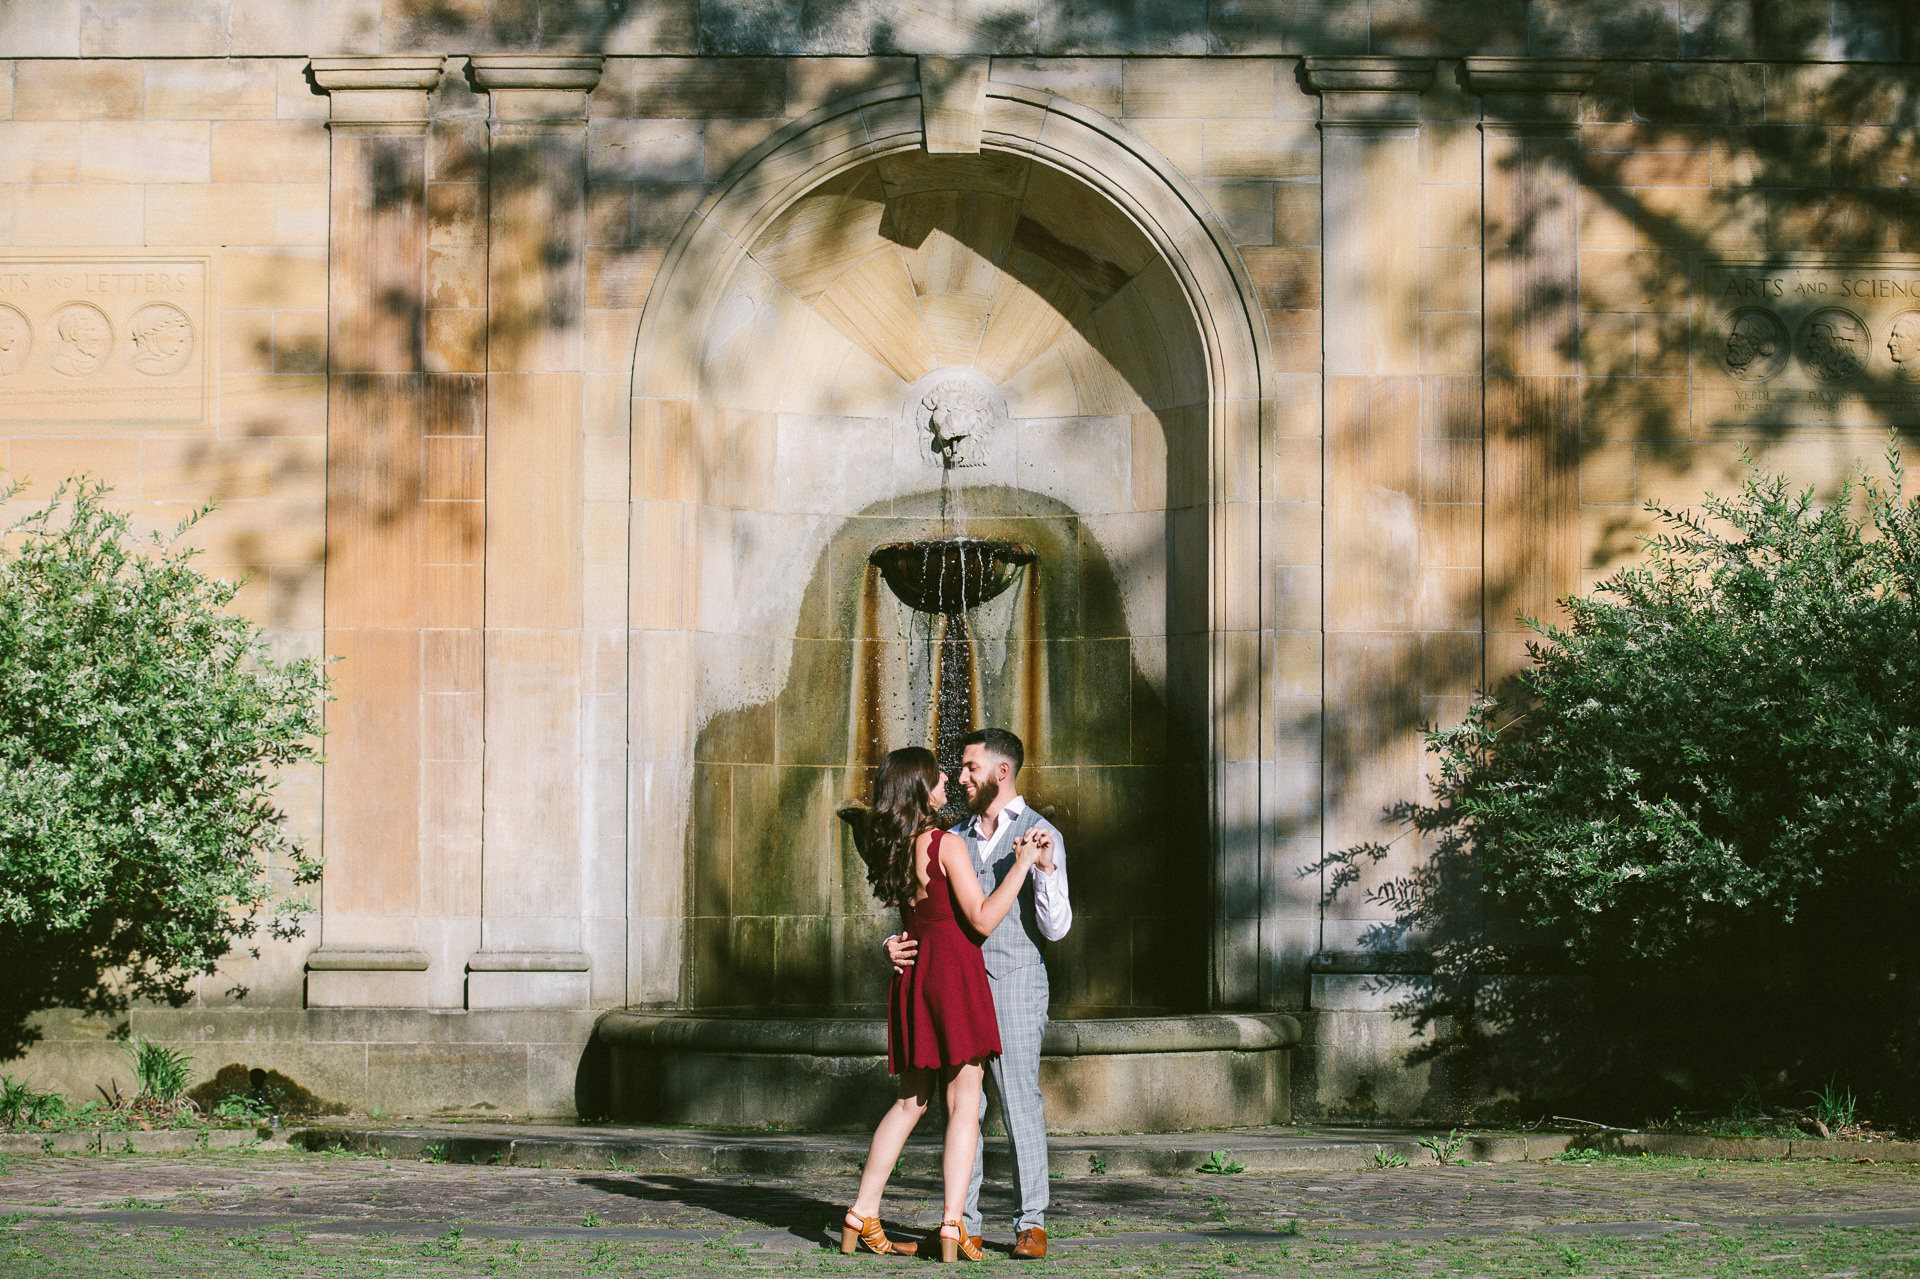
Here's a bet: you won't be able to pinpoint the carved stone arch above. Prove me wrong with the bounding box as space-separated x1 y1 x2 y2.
627 79 1292 1012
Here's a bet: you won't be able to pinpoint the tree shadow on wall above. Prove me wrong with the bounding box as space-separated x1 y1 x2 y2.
1281 6 1920 1125
245 0 1920 1126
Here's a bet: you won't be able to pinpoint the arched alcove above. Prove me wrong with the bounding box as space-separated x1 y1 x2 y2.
626 82 1286 1022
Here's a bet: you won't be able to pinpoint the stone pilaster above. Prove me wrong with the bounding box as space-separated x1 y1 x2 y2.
468 55 605 1011
1465 58 1596 684
1301 58 1438 976
307 55 444 1008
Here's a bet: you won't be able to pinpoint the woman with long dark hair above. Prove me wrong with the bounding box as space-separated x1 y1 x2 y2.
841 746 1042 1262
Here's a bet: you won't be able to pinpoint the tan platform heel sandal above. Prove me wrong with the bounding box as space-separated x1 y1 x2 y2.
840 1210 917 1256
938 1219 984 1262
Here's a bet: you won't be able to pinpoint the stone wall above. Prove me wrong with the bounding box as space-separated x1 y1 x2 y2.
2 1 1917 1119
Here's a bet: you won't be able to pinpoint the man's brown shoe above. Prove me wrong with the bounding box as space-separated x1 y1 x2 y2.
1012 1227 1049 1260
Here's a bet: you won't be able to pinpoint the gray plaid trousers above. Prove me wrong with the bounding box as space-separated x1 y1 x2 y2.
964 960 1049 1235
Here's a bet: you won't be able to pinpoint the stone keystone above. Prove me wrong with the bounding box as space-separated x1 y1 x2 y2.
920 56 989 154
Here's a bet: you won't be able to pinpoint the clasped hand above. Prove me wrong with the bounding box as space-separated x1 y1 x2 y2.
1013 829 1054 873
885 830 1054 973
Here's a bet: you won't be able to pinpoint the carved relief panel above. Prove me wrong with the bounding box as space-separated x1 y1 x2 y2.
0 255 211 429
1696 257 1920 431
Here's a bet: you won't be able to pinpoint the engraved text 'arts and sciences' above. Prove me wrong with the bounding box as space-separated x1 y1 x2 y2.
1699 257 1920 429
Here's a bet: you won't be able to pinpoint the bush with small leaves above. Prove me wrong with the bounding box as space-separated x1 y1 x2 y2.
1322 448 1920 1116
0 479 327 1055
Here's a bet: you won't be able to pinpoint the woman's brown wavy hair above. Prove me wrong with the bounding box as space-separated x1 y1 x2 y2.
863 747 939 908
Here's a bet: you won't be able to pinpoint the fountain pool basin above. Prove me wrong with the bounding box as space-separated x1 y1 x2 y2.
594 1011 1299 1133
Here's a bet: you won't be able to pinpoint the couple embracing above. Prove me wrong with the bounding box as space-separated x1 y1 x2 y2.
842 727 1071 1262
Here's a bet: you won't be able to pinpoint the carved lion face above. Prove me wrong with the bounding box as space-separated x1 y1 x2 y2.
922 379 992 440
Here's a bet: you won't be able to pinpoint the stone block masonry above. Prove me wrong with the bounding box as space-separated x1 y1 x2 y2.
0 2 1915 1122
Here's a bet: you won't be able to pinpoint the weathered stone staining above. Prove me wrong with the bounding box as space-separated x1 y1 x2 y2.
0 0 1915 1126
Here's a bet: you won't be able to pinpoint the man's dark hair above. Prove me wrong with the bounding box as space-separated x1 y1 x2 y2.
961 726 1024 775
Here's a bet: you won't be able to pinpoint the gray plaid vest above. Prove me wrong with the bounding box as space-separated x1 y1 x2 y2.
955 805 1047 979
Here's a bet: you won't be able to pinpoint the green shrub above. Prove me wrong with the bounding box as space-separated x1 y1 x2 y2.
1807 1079 1857 1135
1326 449 1920 1116
0 479 328 1054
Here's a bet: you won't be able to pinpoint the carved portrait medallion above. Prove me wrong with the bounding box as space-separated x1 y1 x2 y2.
0 306 30 376
1887 310 1920 382
48 302 111 377
129 303 194 376
1796 307 1869 383
1720 307 1788 381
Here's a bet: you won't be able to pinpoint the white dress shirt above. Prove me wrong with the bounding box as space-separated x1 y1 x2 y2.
965 794 1073 941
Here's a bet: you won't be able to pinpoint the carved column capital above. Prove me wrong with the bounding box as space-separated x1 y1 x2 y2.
1463 56 1597 125
1302 55 1436 125
310 55 444 128
469 54 603 123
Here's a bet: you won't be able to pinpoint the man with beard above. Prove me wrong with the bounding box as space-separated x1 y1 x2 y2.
885 727 1071 1260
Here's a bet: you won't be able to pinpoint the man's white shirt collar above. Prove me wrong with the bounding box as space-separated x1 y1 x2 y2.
968 795 1026 861
969 794 1026 833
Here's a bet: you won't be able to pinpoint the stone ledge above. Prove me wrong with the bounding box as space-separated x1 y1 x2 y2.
308 56 445 92
594 1011 1298 1056
467 55 604 92
305 948 430 972
467 951 592 973
0 1128 282 1156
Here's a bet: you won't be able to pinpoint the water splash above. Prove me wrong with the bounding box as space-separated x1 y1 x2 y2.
866 537 1035 824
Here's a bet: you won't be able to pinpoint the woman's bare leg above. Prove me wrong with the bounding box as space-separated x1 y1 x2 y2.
940 1061 986 1227
851 1069 932 1217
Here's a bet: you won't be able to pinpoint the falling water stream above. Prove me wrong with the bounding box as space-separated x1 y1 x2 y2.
854 465 1037 824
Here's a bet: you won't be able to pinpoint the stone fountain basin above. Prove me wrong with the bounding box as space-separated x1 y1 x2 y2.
869 537 1035 615
594 1010 1300 1133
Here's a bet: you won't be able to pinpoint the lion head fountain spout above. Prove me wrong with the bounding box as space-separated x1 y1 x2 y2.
868 538 1035 616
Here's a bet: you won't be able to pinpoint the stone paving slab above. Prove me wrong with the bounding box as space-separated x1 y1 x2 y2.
4 1148 1918 1276
6 1146 1920 1237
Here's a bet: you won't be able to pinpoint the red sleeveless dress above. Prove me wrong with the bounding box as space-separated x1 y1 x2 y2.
887 829 1002 1073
